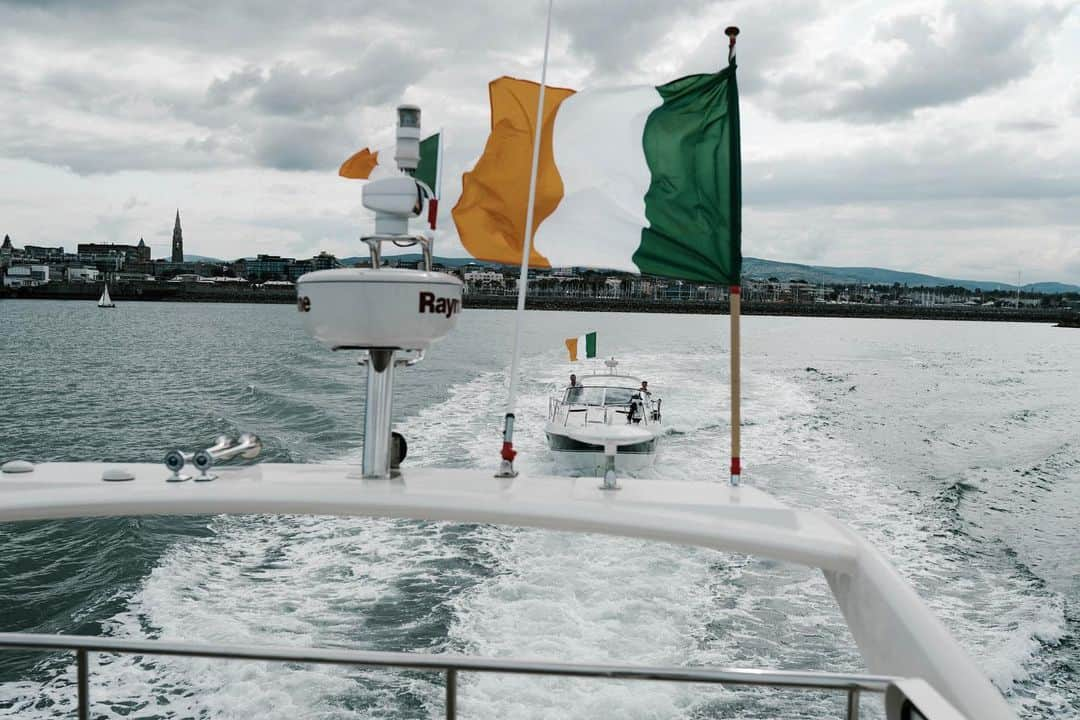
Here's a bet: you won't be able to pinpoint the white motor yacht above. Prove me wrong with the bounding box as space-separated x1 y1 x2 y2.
545 359 663 478
0 241 1013 720
0 108 1015 720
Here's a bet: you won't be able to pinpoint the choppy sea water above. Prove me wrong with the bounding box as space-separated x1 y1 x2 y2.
0 299 1077 718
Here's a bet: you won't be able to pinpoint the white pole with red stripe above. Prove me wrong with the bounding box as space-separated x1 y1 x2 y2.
497 0 555 477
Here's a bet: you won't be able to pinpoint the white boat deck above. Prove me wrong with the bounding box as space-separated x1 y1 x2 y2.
1 462 849 570
0 461 1014 719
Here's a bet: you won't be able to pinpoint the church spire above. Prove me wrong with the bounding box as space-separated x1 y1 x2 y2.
172 209 184 262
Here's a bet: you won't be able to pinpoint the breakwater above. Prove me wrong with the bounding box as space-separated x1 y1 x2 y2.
463 294 1075 323
3 282 1076 324
0 281 295 304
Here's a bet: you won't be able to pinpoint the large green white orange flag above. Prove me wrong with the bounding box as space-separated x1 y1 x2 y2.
452 63 741 285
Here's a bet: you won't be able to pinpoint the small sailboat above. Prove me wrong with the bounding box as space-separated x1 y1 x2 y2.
97 284 116 309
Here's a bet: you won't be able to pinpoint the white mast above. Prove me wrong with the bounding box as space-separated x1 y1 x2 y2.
496 0 555 478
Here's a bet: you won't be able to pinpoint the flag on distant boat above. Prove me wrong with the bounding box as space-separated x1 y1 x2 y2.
452 63 741 285
565 331 597 361
338 133 442 187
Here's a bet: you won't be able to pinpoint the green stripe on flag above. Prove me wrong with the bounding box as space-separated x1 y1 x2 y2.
415 133 440 193
633 63 741 285
585 331 597 358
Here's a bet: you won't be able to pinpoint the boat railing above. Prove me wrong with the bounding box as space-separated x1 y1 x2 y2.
0 632 896 720
549 396 661 428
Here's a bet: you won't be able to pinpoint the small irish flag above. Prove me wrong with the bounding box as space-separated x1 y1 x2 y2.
338 132 441 188
453 62 741 285
565 332 597 361
339 133 443 228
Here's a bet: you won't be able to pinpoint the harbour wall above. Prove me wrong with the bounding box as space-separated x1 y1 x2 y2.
2 282 1076 323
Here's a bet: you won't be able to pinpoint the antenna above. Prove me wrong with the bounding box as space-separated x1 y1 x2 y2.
296 104 463 479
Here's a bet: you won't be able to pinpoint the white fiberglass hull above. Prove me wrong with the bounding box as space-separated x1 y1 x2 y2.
545 422 659 476
548 445 657 475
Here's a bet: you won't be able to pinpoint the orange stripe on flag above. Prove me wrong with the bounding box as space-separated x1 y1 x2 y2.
565 337 578 361
338 148 379 179
452 77 576 267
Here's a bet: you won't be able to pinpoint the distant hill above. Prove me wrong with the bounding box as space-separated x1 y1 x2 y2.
185 252 1077 294
740 258 1080 293
1023 282 1080 294
343 253 1079 294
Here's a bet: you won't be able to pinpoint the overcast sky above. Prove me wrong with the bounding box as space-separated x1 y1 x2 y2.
1 0 1078 283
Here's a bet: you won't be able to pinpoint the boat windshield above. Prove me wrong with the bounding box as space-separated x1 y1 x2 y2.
603 387 637 406
563 386 641 406
565 386 604 405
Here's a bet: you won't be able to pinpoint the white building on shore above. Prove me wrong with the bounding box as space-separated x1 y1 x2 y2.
2 264 50 288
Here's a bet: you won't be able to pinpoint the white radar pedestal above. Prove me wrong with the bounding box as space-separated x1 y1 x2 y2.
296 250 462 479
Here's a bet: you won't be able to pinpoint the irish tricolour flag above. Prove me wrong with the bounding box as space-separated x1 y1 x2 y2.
452 62 740 285
339 133 443 228
565 332 597 362
339 132 441 190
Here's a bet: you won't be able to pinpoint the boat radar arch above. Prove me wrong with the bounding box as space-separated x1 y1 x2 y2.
295 103 461 481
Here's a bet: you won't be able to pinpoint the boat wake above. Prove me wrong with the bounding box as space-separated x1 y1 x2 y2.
1 328 1075 718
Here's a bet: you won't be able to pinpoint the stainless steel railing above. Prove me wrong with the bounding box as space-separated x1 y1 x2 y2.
0 632 894 720
549 399 661 429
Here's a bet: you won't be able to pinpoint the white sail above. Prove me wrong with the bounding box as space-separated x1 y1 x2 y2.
98 285 114 308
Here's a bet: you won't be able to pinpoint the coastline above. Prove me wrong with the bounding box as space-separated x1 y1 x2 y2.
2 283 1077 324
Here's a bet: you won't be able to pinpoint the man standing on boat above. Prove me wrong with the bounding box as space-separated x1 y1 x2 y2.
569 374 578 387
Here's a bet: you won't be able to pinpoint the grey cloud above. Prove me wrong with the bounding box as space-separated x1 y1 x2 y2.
745 136 1080 207
2 123 240 175
251 46 427 117
0 1 327 55
206 66 264 106
252 119 353 172
259 213 360 246
997 120 1057 132
556 0 711 75
762 2 1072 122
680 1 822 94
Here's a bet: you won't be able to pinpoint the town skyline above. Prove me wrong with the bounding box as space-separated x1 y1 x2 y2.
4 226 1079 295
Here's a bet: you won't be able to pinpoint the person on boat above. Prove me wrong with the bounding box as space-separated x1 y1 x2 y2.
639 381 650 397
566 374 585 403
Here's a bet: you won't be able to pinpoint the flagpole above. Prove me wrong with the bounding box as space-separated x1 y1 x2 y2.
726 25 742 487
426 128 445 230
497 0 555 477
729 284 741 485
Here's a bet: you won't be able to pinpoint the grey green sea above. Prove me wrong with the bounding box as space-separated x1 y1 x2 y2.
0 299 1078 718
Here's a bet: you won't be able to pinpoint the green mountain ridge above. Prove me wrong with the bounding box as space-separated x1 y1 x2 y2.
338 254 1079 294
184 253 1077 294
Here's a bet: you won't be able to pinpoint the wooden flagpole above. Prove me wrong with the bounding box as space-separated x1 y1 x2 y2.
726 26 741 486
427 127 445 230
730 285 741 485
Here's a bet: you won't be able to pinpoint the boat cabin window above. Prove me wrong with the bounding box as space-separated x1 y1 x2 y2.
563 386 641 406
603 387 637 406
565 386 604 405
